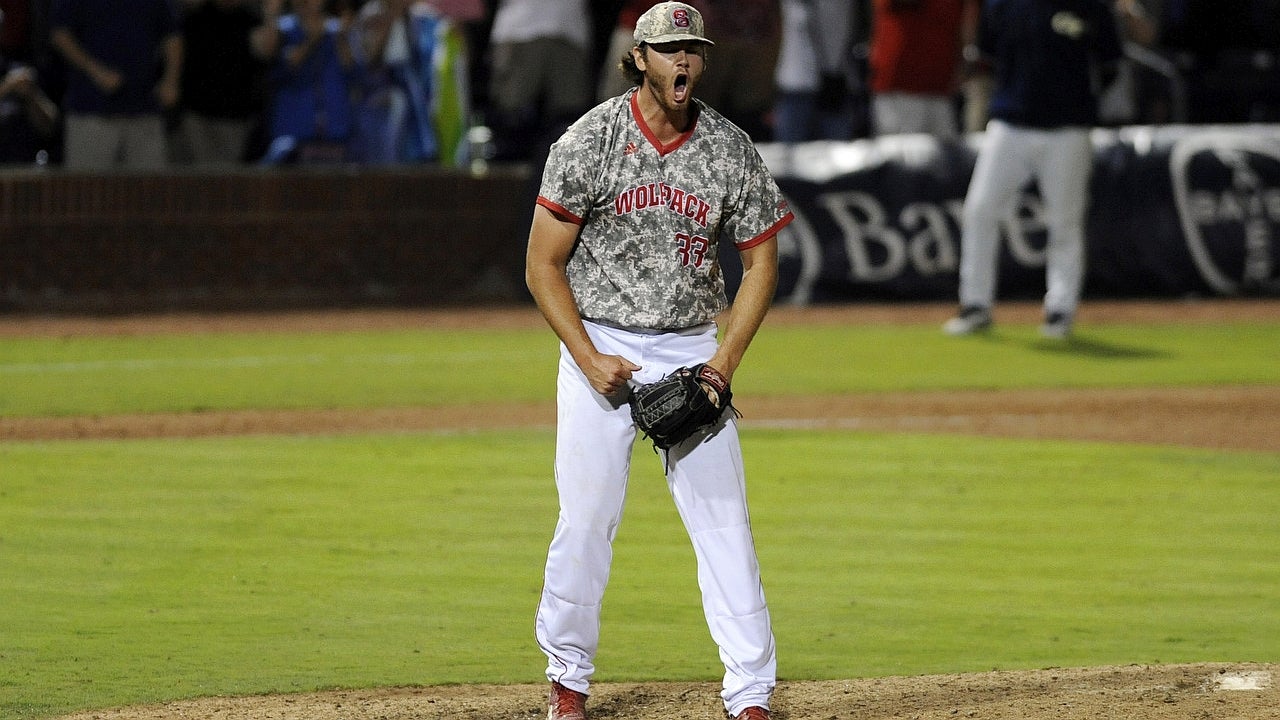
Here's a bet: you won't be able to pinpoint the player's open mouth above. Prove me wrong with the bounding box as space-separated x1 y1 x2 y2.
673 73 689 102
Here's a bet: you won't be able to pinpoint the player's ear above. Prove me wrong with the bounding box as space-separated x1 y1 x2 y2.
631 44 647 72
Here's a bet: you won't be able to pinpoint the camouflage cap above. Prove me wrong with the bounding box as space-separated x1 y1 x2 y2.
633 2 714 46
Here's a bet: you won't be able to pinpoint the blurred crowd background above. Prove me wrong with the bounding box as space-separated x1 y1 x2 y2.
1 0 1277 171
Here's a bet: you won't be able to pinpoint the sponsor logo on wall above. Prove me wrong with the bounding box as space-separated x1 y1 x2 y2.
1171 132 1280 295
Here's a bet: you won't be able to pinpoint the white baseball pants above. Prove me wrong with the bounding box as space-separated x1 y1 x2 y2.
534 320 776 716
958 119 1093 315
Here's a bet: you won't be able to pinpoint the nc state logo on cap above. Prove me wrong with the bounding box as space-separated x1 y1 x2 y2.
634 1 714 46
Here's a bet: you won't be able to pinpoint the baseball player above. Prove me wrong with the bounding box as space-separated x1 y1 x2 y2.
523 4 793 720
943 0 1123 339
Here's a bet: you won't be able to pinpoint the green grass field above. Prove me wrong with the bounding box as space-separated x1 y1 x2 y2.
2 320 1277 416
2 309 1278 719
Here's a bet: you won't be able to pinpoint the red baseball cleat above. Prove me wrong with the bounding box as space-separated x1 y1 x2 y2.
547 681 588 720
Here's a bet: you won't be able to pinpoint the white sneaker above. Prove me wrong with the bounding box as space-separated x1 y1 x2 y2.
943 306 992 336
1040 311 1073 339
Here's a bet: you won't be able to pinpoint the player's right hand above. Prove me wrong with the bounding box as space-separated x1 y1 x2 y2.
583 353 641 397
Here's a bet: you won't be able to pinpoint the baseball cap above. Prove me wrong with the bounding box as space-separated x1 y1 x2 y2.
633 2 714 46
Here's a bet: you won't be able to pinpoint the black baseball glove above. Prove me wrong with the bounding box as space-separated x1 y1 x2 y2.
629 363 736 451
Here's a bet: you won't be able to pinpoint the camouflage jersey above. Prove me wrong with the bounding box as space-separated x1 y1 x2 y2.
536 89 794 330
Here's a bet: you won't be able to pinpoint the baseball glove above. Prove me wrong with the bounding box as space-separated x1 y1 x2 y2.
629 363 736 451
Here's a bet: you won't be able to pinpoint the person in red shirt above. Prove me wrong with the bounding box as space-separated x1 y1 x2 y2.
867 0 975 138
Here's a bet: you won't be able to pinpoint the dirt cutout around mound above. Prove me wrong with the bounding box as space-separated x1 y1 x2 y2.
53 664 1279 720
14 299 1279 720
3 299 1280 450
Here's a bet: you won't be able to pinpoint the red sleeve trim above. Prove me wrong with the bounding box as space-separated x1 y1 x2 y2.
735 212 794 251
536 197 584 225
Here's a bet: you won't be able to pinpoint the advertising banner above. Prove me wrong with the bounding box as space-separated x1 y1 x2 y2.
746 125 1280 305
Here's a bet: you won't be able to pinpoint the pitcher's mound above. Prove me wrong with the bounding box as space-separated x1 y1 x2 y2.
54 663 1277 720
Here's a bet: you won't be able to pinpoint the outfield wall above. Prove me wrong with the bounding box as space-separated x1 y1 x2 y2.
1 124 1277 314
0 167 534 313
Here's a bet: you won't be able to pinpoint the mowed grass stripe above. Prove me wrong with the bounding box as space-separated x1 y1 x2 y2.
1 322 1278 418
1 430 1276 719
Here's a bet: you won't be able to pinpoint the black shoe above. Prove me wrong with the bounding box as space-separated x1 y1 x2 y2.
1041 311 1073 339
943 305 992 336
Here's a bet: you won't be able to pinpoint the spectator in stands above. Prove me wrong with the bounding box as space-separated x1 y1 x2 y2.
693 0 781 142
596 0 660 102
943 0 1123 340
867 0 973 139
0 7 58 165
50 0 183 169
772 0 861 142
177 0 267 166
485 0 592 162
252 0 360 164
350 0 475 166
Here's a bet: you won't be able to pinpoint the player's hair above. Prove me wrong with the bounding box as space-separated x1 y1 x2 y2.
619 44 646 87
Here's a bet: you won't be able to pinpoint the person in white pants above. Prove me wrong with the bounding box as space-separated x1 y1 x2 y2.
953 119 1094 335
944 0 1124 339
536 321 777 715
523 5 794 719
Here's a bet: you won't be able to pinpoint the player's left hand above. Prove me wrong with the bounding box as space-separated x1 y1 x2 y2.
629 363 736 451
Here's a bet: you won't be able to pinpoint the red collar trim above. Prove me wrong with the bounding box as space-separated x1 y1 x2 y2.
630 91 697 157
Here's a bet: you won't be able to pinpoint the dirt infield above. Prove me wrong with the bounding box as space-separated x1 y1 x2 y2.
18 298 1280 719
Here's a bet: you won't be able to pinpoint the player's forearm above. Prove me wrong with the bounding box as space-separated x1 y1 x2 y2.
526 205 599 365
527 265 597 364
711 242 778 381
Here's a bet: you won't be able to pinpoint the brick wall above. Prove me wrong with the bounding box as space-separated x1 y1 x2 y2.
0 167 533 313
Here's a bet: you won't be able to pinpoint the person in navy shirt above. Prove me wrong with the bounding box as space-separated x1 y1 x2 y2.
944 0 1123 340
50 0 182 169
